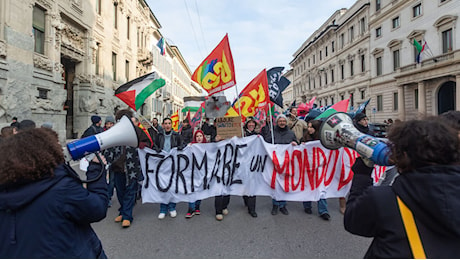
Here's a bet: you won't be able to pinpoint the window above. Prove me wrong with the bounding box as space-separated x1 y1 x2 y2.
414 89 419 109
95 43 100 75
319 51 322 60
331 41 335 52
361 90 365 99
341 95 344 100
413 3 421 17
376 0 381 11
127 17 130 39
113 3 118 29
313 55 316 64
341 64 344 80
377 95 383 111
137 28 139 47
308 58 310 67
324 72 328 85
393 92 398 111
350 60 354 76
319 74 322 87
360 17 366 35
393 50 400 71
376 56 382 76
331 97 334 104
331 69 334 83
96 0 102 15
325 46 328 57
33 5 45 55
350 26 354 42
392 17 400 29
340 33 345 48
112 52 117 80
442 29 453 53
376 27 382 38
125 60 129 81
361 55 365 72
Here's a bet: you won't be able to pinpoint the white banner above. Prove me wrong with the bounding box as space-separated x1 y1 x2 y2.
139 135 387 203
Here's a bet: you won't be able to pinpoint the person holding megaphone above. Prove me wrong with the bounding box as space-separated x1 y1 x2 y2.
0 127 108 258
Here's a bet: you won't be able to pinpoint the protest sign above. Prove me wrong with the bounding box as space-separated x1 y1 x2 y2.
215 116 242 139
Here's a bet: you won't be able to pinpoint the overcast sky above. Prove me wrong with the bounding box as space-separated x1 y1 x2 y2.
146 0 356 100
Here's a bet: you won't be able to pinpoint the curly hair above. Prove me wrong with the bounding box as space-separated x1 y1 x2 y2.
0 128 64 186
387 118 460 173
439 110 460 132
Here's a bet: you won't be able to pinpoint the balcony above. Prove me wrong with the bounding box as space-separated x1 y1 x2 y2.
137 49 152 66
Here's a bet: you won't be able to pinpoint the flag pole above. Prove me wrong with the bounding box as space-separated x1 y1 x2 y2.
269 103 274 145
137 113 159 134
234 85 244 137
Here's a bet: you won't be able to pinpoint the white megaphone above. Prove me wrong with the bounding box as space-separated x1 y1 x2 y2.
64 115 139 161
319 112 392 166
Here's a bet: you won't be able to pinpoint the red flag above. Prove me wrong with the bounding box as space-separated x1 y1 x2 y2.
226 69 269 121
190 102 205 130
191 34 236 96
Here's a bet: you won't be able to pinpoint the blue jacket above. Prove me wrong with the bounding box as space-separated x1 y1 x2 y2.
0 163 108 258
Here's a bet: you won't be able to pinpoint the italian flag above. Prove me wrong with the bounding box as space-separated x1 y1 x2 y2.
115 72 166 111
314 98 350 120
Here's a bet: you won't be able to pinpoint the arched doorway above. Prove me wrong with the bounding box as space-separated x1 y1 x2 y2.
438 81 456 115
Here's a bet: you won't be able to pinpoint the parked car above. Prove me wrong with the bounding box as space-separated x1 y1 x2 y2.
368 123 388 138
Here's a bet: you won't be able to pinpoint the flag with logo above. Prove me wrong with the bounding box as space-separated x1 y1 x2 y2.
190 102 205 130
115 72 166 111
191 34 236 95
225 69 269 121
267 67 290 107
157 37 165 56
349 98 370 118
314 98 350 120
171 110 179 131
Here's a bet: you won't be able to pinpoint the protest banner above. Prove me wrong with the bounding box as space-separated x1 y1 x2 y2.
215 116 242 139
139 135 387 204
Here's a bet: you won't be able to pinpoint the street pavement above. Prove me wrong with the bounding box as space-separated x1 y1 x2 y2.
73 163 371 258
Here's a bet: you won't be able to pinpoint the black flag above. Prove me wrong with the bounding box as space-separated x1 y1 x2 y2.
267 67 290 108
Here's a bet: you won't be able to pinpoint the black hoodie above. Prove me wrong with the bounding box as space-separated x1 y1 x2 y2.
345 161 460 258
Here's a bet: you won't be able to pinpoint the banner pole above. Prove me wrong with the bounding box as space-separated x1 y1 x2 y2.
269 103 275 145
234 85 244 137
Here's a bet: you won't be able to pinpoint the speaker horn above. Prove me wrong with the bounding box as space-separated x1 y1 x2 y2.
65 115 139 161
319 112 392 166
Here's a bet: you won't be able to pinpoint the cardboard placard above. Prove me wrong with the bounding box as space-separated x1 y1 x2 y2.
215 116 242 139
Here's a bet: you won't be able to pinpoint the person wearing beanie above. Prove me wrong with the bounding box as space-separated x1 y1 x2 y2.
81 115 103 138
264 113 297 216
353 112 371 135
103 115 115 131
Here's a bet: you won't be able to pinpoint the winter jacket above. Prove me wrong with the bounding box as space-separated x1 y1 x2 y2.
155 130 185 152
81 123 103 138
181 125 193 144
345 158 460 258
264 125 297 144
201 122 217 142
0 163 108 258
287 116 308 142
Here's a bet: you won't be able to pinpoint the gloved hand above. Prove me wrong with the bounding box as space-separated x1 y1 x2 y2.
351 157 374 176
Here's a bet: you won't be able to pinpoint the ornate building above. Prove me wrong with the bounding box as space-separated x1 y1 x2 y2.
0 0 200 143
290 0 460 122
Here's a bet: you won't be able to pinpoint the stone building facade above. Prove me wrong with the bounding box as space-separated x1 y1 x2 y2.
290 0 460 123
0 0 200 143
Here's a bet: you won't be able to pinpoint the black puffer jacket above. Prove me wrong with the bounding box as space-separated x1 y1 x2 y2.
345 159 460 258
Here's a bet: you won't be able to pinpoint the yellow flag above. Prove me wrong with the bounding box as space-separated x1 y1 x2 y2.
171 110 179 131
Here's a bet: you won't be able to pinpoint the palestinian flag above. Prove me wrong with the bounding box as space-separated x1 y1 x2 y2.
115 72 165 111
315 98 350 120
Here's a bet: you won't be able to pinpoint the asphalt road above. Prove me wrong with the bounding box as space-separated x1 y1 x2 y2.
72 162 371 258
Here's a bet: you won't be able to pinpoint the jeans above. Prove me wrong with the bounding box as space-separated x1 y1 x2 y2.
272 199 287 208
188 200 201 210
114 171 137 222
160 202 177 213
303 199 328 215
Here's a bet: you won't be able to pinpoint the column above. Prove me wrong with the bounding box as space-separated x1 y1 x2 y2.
456 74 460 110
418 81 426 117
398 85 405 121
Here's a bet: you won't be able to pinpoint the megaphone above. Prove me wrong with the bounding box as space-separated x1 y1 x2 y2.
64 115 139 161
319 112 392 166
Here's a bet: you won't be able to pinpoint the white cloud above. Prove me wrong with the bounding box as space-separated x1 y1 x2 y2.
147 0 356 100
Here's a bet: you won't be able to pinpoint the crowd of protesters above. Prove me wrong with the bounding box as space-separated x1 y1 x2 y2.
2 108 460 258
